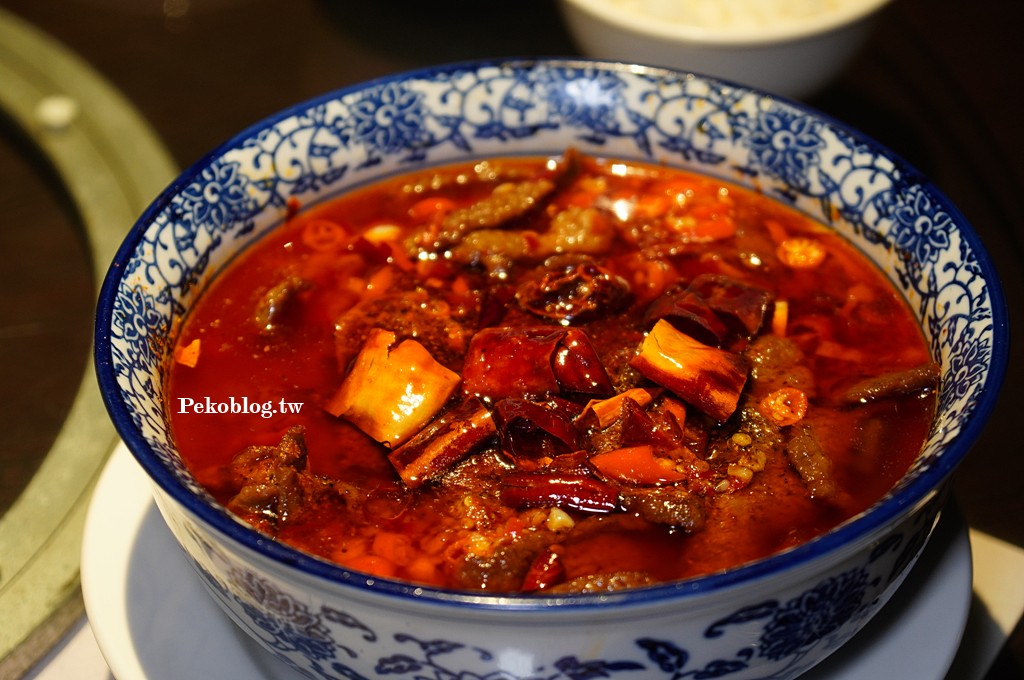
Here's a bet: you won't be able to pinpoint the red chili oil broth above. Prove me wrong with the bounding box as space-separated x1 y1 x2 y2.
166 153 936 592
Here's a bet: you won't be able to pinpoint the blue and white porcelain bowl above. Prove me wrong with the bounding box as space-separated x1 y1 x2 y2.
95 59 1007 680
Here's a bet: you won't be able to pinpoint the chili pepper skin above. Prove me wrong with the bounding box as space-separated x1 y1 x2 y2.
501 473 621 514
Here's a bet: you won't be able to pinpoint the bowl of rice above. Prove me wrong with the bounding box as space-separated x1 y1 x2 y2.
557 0 895 98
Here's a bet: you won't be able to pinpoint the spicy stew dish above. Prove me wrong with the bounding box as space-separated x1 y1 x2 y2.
167 150 939 594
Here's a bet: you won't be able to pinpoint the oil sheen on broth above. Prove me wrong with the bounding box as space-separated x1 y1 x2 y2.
167 151 938 594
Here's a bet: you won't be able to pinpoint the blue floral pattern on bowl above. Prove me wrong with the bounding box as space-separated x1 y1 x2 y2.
97 59 1007 680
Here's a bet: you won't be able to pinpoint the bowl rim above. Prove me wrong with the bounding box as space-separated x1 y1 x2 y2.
95 56 1009 612
558 0 895 46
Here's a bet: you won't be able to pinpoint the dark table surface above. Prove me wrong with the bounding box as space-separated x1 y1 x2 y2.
1 0 1021 676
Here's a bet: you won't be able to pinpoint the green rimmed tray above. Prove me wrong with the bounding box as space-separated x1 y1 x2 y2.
0 7 176 677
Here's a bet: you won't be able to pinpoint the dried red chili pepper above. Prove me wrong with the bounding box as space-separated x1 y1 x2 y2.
644 286 729 347
501 472 620 513
521 548 566 591
516 261 631 325
462 326 613 402
493 398 582 462
688 273 773 339
551 328 615 397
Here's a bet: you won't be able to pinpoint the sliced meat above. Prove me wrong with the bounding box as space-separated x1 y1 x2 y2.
836 362 941 405
334 287 472 370
451 530 554 592
620 485 706 532
550 571 657 593
434 178 556 248
254 276 307 336
744 333 816 398
785 423 837 500
431 149 581 250
226 427 332 530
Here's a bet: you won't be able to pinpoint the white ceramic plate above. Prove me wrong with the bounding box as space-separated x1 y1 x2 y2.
81 444 971 679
